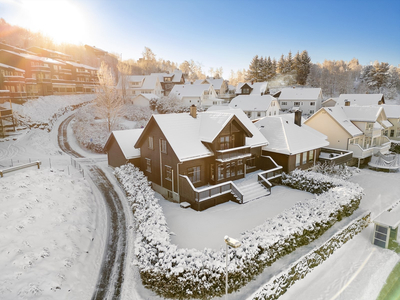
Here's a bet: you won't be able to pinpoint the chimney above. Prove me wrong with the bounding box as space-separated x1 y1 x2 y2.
190 104 197 118
344 100 350 106
294 110 302 127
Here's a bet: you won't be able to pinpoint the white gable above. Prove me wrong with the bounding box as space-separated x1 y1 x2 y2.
279 88 322 100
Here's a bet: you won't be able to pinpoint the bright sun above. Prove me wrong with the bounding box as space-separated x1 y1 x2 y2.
18 0 87 44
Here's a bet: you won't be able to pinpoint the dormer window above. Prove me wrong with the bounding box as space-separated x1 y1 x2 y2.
243 88 250 94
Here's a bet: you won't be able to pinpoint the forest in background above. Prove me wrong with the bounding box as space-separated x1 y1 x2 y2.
1 18 399 99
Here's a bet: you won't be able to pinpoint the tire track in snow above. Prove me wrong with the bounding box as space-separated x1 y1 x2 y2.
57 113 128 300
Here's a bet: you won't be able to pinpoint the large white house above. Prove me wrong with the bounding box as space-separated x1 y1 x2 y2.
229 95 280 120
117 74 163 98
278 87 322 115
170 84 222 108
305 105 391 166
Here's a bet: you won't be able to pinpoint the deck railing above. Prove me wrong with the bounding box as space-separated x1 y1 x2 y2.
215 145 251 162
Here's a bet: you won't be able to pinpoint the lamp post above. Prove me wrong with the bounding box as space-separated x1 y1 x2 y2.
224 235 241 300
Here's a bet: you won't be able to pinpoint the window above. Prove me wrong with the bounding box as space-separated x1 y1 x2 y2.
269 111 272 116
309 110 314 114
302 152 307 164
225 163 231 178
309 150 314 162
294 102 300 106
281 101 287 106
257 112 261 117
210 164 215 181
390 130 395 137
165 165 172 181
247 112 251 118
219 135 230 150
231 162 236 177
274 111 277 115
217 164 224 180
145 158 152 173
148 136 153 149
188 166 201 183
246 157 256 169
310 102 315 106
296 154 301 166
161 139 167 153
243 88 250 94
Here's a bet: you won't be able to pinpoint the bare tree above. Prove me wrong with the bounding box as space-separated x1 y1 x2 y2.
95 62 124 132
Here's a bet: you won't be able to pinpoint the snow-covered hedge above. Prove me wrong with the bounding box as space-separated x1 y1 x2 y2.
251 212 371 300
114 165 364 299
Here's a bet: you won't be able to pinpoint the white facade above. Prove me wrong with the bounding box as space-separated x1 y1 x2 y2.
278 87 322 115
229 95 280 120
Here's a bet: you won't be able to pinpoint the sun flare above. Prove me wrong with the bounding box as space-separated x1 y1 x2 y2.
17 0 87 44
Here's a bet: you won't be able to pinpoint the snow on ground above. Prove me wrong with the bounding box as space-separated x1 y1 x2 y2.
0 168 106 300
158 179 313 250
11 94 95 124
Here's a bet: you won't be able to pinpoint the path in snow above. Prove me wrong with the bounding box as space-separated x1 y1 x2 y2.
57 113 130 300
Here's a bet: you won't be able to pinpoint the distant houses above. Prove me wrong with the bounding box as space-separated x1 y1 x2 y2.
229 95 280 120
169 84 222 108
278 87 322 115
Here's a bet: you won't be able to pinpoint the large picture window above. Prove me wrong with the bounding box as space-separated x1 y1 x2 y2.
295 154 301 167
165 165 172 181
188 166 201 183
309 150 314 162
217 164 224 180
219 135 230 150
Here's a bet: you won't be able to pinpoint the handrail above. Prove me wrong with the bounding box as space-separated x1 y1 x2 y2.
0 161 41 177
179 175 244 203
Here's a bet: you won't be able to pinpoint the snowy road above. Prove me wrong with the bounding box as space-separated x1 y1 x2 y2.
57 114 129 300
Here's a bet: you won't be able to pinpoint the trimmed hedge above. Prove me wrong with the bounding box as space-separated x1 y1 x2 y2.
114 164 364 299
251 213 371 300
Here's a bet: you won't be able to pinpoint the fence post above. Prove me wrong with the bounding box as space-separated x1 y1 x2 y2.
49 158 52 169
11 158 13 167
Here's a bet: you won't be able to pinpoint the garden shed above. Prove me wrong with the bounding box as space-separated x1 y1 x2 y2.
373 205 400 250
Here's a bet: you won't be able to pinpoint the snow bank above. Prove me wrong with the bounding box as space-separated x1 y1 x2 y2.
13 94 95 130
114 164 364 299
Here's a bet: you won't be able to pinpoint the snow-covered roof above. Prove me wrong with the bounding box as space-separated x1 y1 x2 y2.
374 205 400 228
315 107 364 137
105 129 143 159
171 84 212 99
151 69 183 83
134 93 159 101
278 87 322 100
64 60 97 70
235 82 269 95
229 95 277 112
255 114 329 155
342 106 383 122
0 49 65 65
381 105 400 119
140 108 267 162
336 94 384 106
194 78 224 90
141 75 160 90
0 62 25 73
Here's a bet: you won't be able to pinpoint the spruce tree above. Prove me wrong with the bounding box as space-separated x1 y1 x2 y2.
277 54 285 74
247 55 261 81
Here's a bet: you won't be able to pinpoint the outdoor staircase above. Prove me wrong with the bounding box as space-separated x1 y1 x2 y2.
236 181 271 204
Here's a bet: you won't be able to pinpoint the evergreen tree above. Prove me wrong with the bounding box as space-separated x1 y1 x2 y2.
283 51 293 74
277 54 285 74
247 55 262 81
296 50 311 85
264 56 275 81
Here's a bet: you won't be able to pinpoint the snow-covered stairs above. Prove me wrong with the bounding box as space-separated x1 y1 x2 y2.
237 181 270 203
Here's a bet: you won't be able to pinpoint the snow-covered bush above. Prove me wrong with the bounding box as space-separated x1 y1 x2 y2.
252 213 371 300
114 165 363 299
313 162 355 180
123 105 152 128
72 105 126 153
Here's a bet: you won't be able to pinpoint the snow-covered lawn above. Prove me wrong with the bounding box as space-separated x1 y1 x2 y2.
0 168 106 300
158 184 313 250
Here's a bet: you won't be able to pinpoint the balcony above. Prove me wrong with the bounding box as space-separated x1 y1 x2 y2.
348 136 391 158
31 66 50 72
215 145 252 162
3 75 25 82
318 147 353 165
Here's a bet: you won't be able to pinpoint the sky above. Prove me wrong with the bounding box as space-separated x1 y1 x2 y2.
1 0 399 78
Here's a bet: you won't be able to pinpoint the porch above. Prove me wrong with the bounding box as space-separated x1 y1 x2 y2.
348 136 391 159
318 147 353 165
178 156 283 211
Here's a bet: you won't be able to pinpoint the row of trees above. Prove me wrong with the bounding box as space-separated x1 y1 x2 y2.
307 59 400 98
246 50 312 85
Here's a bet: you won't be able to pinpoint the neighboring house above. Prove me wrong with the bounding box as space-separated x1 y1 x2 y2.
236 82 269 96
28 46 73 61
228 95 280 120
255 112 330 173
170 83 222 108
63 60 98 94
0 62 27 102
151 69 185 96
335 94 385 106
381 105 400 141
278 87 322 115
131 93 159 107
118 75 163 98
131 106 281 210
194 78 228 96
104 129 143 167
305 106 391 167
